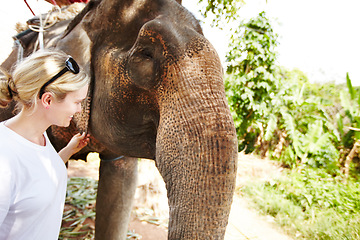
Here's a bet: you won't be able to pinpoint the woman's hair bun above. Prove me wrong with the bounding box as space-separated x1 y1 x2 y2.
0 68 15 107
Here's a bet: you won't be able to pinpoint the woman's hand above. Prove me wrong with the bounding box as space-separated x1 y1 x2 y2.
67 132 90 154
58 132 90 163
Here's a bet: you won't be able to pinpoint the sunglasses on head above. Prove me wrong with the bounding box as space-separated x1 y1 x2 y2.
39 56 80 99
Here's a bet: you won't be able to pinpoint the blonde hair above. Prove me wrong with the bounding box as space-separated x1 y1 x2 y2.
0 49 89 111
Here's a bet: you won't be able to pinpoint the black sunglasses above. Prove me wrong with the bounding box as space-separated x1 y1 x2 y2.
39 56 80 99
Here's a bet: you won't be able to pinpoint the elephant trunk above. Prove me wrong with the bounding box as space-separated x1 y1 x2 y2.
156 40 238 239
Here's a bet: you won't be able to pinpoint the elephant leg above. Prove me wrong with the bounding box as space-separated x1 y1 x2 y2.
95 157 138 240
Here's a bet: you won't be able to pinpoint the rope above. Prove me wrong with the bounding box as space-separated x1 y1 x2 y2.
27 7 61 32
23 0 62 51
15 40 24 63
24 0 36 16
38 0 44 49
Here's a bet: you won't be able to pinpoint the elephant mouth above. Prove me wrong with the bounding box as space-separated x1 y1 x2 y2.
140 141 156 160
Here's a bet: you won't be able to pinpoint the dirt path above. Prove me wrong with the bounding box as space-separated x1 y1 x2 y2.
67 153 292 240
225 153 292 240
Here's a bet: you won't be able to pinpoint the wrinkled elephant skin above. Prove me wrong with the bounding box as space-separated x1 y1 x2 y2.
0 0 238 239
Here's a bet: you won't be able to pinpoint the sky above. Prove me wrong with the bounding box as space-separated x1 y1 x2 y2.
0 0 51 62
1 0 359 85
183 0 360 85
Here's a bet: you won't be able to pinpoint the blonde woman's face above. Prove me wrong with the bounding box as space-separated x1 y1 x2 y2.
48 85 88 127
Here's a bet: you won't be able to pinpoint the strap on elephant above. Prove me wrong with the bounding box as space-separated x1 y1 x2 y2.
100 155 125 162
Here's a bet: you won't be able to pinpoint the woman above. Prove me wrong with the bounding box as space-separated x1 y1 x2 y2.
0 49 90 239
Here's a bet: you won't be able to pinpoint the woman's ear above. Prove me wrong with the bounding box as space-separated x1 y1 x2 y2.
40 92 53 109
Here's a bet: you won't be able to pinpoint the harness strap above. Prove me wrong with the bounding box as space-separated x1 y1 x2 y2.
100 155 125 162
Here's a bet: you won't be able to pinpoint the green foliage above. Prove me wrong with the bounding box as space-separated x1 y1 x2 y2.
225 11 279 152
242 168 360 239
268 72 340 173
226 11 278 75
224 11 341 173
336 73 360 148
198 0 244 27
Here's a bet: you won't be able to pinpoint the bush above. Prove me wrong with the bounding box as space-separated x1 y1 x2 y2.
242 168 360 239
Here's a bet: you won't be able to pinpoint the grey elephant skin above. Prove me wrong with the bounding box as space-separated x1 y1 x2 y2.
0 0 238 239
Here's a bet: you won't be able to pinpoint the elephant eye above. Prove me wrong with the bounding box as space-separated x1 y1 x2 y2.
140 48 153 59
127 48 157 90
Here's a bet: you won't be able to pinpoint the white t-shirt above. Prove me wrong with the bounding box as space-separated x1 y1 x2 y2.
0 122 67 240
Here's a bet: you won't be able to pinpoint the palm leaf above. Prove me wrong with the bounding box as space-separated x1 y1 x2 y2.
336 113 344 138
264 113 277 141
346 72 355 101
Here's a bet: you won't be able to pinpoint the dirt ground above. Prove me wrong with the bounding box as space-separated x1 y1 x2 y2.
67 153 293 240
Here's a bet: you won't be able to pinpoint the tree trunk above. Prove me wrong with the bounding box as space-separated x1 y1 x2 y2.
273 131 287 159
342 140 360 183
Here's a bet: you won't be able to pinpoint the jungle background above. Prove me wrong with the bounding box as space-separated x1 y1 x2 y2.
1 0 360 239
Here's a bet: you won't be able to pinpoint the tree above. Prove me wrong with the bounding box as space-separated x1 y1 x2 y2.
198 0 244 27
224 11 340 173
225 11 278 152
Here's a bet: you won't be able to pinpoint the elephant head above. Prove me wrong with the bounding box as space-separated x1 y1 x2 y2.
1 0 238 239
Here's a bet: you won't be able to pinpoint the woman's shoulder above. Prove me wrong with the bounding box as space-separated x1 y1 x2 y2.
0 122 12 144
0 122 19 156
0 143 16 174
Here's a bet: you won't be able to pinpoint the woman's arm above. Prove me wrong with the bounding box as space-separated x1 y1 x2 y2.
58 133 90 163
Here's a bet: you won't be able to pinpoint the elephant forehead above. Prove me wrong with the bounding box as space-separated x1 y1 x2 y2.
121 0 148 24
139 16 202 50
84 0 202 48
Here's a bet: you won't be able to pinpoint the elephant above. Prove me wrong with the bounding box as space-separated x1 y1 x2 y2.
0 0 238 239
